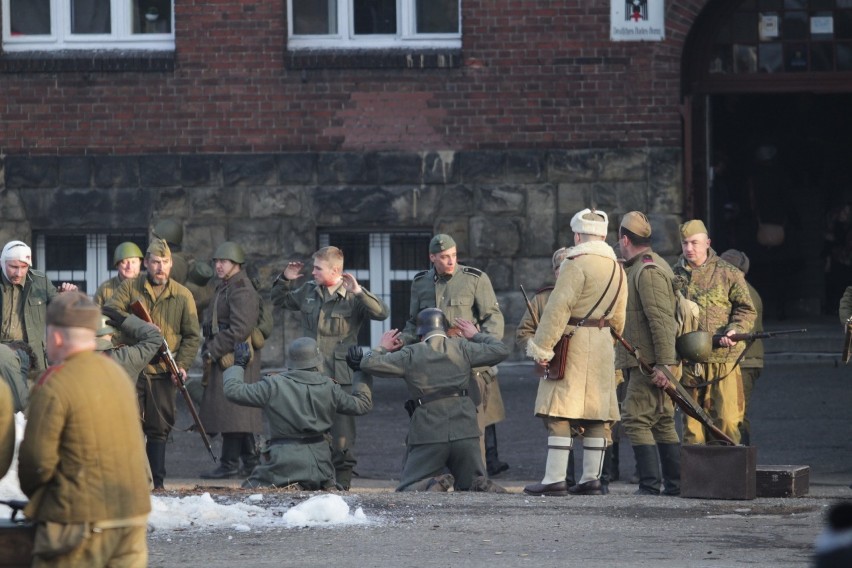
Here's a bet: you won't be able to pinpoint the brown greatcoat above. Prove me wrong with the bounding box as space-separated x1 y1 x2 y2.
199 269 263 434
526 240 628 422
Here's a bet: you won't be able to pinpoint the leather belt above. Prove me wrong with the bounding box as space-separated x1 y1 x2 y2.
268 435 325 446
414 387 468 407
568 317 611 329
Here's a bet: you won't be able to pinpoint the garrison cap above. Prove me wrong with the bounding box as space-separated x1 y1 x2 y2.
720 249 750 275
147 238 172 259
570 208 609 237
620 211 652 238
46 291 101 331
429 234 457 254
679 219 709 239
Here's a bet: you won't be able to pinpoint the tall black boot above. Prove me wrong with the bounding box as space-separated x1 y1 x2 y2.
633 444 662 495
566 449 576 487
485 424 509 476
658 443 681 496
600 445 614 495
610 442 621 482
146 440 167 490
239 433 259 477
201 434 241 479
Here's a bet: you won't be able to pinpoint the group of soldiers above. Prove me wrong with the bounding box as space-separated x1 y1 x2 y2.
0 209 765 566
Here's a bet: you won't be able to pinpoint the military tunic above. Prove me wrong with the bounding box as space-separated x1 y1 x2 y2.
199 269 263 434
223 366 373 490
19 351 150 566
361 332 509 491
93 275 122 307
0 270 59 371
403 265 506 426
673 248 756 445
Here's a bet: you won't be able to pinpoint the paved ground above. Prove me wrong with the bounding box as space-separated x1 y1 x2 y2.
153 318 852 567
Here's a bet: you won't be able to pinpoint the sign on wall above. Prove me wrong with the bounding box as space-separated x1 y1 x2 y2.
611 0 665 42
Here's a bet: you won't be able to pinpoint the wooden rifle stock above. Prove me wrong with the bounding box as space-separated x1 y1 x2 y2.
519 285 539 328
611 328 736 446
129 300 217 462
713 328 807 347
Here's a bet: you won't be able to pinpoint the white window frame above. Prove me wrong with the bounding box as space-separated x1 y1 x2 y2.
288 0 461 50
2 0 175 52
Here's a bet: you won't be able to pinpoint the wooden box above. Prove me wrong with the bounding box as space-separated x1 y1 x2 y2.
756 465 810 497
0 521 34 567
681 445 757 500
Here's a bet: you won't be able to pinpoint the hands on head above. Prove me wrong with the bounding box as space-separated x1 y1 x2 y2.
380 328 404 351
453 318 480 339
282 261 304 281
340 273 362 294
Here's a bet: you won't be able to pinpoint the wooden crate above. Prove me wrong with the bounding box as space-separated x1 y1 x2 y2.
0 521 34 567
756 465 810 497
681 445 757 500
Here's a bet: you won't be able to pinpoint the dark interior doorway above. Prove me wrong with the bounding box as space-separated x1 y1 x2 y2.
707 93 852 318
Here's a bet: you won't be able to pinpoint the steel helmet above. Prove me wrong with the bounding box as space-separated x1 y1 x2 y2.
113 242 143 266
153 219 183 246
96 315 116 338
676 331 713 363
287 337 323 370
212 241 245 265
415 308 449 337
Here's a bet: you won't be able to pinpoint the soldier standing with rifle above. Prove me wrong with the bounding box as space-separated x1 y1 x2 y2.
106 238 201 490
674 220 755 445
616 212 681 496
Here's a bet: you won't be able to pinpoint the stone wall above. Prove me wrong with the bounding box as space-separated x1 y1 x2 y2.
0 148 683 363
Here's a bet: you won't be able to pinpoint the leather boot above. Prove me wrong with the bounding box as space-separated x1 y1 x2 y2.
610 442 621 482
600 445 616 495
485 424 509 476
658 443 681 496
335 468 353 491
633 445 661 495
201 434 240 479
146 440 167 490
568 438 607 495
239 433 259 477
566 449 576 487
524 436 571 496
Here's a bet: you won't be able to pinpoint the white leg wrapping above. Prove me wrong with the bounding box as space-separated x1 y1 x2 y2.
541 436 573 484
579 437 608 484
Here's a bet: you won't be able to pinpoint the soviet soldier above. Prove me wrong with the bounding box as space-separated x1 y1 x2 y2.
524 208 628 496
403 234 509 476
271 245 389 490
616 211 681 496
224 338 373 490
719 249 764 446
198 242 263 479
356 308 509 492
106 238 201 490
674 220 755 445
93 242 144 306
0 240 79 371
19 292 150 567
153 219 192 285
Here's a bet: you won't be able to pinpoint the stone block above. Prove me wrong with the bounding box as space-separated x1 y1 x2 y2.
649 147 683 213
188 186 241 217
5 156 58 189
423 151 457 184
155 188 190 219
458 151 504 183
599 149 648 182
317 153 378 184
506 150 546 183
140 155 181 188
229 219 284 258
513 257 556 294
649 214 683 257
433 218 469 254
557 183 593 214
614 181 649 212
377 152 422 184
248 187 304 218
181 155 218 187
313 186 401 225
94 157 138 189
470 216 521 258
58 157 92 187
548 150 600 183
222 155 277 188
478 185 524 214
524 185 557 256
481 258 512 291
436 185 474 216
278 153 316 184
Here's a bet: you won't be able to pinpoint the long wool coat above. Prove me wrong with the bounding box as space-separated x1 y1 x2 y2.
526 240 627 422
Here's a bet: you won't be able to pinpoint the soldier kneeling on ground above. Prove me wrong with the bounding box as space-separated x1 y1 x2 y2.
223 338 373 490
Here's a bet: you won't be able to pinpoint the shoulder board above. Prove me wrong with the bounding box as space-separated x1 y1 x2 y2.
35 364 64 389
413 270 429 281
461 266 482 277
641 254 656 264
535 286 554 294
232 279 247 289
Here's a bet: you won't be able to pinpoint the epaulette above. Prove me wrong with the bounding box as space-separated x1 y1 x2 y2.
413 270 428 281
35 364 64 389
232 279 247 289
461 266 482 278
536 286 554 294
641 254 655 263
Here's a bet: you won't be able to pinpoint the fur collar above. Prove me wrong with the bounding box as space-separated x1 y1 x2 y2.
566 240 617 261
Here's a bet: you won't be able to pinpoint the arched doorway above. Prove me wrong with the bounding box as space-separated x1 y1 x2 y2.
682 0 852 319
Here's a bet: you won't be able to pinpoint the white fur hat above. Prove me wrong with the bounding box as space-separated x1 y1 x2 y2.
570 208 609 237
1 241 32 266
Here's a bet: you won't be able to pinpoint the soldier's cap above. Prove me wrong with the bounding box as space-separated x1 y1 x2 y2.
188 261 214 286
429 234 457 254
620 211 652 238
570 208 608 237
1 240 32 266
680 219 709 239
146 238 172 259
286 337 324 371
720 249 750 275
46 291 101 331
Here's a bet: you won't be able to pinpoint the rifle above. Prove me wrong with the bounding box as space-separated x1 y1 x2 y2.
611 328 737 446
712 329 806 347
519 285 539 328
129 300 217 462
844 320 852 365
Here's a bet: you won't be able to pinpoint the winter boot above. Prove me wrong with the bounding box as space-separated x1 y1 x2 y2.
610 441 621 482
485 424 509 476
239 433 260 477
201 433 240 479
569 438 607 495
524 436 572 496
633 444 662 495
658 443 682 496
146 440 167 490
566 448 576 487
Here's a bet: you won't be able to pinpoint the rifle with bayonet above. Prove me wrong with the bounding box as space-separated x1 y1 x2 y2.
611 327 737 446
712 329 807 347
129 300 217 462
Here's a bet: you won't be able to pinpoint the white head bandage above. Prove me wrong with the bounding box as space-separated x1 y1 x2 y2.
1 241 32 280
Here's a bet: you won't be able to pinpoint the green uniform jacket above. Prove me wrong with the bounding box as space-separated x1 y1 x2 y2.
93 275 122 307
673 249 756 364
361 333 508 445
223 366 373 488
0 343 29 412
106 275 201 374
742 281 764 369
0 270 58 371
271 278 389 385
19 351 151 523
97 314 164 380
0 380 13 479
615 250 679 370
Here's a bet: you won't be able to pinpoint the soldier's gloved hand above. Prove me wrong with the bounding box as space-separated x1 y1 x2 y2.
346 346 363 371
233 342 251 369
101 306 127 328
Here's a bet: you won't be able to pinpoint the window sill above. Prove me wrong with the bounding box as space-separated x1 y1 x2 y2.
0 50 175 73
286 49 461 70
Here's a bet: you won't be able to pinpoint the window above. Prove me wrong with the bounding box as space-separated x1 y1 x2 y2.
288 0 460 50
34 231 147 295
2 0 174 52
318 230 432 346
